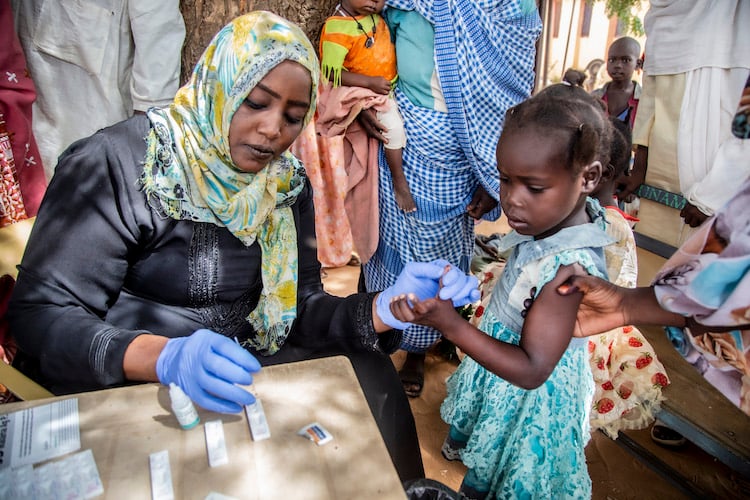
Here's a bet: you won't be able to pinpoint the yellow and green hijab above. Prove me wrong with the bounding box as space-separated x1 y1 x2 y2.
141 11 320 354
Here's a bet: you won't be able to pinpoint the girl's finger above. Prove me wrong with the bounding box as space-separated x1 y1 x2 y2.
390 298 416 322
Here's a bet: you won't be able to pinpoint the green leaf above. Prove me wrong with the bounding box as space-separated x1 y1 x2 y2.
590 0 645 37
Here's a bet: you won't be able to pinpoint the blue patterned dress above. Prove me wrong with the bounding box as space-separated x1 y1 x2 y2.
441 202 612 499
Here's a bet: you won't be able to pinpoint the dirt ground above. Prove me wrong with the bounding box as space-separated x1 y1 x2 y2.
321 217 750 499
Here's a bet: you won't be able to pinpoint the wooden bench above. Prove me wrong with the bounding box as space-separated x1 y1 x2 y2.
642 324 750 477
608 324 750 498
606 248 750 497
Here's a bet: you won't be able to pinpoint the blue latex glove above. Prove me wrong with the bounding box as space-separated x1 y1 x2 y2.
156 329 261 413
435 260 481 306
376 260 480 330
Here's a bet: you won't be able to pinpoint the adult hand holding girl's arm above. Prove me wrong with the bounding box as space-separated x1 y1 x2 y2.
557 274 687 336
125 329 261 413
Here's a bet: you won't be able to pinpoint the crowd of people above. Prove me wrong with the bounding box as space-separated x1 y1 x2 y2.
1 1 748 498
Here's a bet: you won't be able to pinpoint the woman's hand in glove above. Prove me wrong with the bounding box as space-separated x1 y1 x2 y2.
156 329 261 413
376 260 479 330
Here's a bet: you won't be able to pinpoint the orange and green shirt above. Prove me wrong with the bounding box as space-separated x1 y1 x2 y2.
319 14 397 87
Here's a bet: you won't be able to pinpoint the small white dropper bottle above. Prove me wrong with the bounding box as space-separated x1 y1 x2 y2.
169 383 200 430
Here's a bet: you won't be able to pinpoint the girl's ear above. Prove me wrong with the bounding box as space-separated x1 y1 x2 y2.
600 162 616 182
581 161 602 195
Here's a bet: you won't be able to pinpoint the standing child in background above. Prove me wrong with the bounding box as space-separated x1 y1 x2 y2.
593 119 638 215
589 117 671 439
562 68 587 87
319 0 413 212
389 84 613 499
592 37 642 129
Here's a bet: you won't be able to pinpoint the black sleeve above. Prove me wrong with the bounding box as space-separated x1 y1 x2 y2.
290 179 401 354
8 117 155 391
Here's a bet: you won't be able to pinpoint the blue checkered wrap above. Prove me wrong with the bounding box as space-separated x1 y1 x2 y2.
389 0 542 195
366 0 541 352
364 145 476 351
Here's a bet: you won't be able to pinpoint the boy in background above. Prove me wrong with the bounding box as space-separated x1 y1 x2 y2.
592 37 642 130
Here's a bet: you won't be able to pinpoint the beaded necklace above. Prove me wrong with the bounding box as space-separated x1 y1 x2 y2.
337 4 376 48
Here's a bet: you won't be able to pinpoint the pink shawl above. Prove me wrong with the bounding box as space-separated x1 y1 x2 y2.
0 0 47 223
315 83 389 264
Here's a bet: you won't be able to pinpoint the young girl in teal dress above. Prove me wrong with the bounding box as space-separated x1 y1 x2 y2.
389 85 615 499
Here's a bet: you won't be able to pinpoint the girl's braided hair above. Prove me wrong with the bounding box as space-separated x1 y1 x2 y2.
503 83 612 175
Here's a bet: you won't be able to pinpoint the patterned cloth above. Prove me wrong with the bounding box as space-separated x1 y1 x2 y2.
654 176 750 414
0 0 45 223
0 0 46 404
290 122 353 268
588 207 669 438
315 84 388 264
442 200 612 499
363 0 541 351
141 12 320 354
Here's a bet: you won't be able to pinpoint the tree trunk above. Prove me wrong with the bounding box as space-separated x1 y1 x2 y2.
179 0 337 84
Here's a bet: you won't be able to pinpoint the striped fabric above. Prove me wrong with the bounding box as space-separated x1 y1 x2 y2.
364 0 541 351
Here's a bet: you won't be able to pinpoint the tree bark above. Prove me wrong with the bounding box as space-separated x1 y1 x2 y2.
179 0 337 84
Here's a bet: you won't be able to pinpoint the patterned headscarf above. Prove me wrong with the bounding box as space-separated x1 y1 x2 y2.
141 11 320 354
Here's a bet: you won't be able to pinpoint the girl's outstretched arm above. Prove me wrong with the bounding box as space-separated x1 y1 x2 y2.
389 264 585 389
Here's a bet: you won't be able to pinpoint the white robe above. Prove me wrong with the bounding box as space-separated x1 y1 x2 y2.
632 0 750 247
11 0 185 179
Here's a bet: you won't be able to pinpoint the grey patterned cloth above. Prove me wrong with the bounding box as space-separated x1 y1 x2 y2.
653 176 750 328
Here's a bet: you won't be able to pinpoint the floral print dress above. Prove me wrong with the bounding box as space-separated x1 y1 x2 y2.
589 207 669 438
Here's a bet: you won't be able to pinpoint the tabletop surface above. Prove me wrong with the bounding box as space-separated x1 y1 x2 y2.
1 355 407 499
